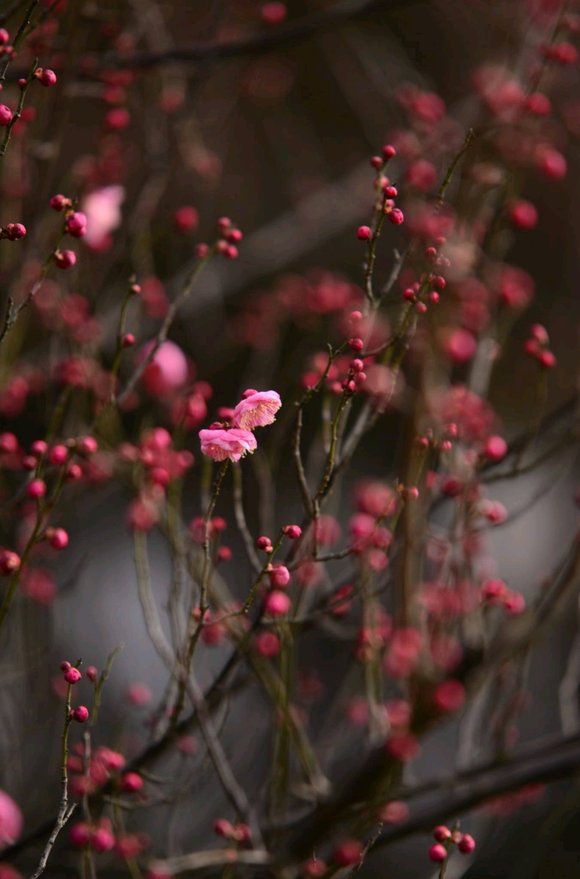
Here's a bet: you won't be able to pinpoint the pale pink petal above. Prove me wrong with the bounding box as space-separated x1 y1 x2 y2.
232 390 281 430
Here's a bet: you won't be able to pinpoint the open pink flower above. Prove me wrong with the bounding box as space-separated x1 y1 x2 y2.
199 428 257 462
232 389 281 430
0 789 23 850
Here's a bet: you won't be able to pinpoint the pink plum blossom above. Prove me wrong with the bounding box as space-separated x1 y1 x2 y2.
140 341 189 396
81 186 125 250
0 789 23 850
199 428 257 462
232 389 281 430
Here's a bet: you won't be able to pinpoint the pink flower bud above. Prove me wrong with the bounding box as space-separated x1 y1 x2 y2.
48 444 68 465
333 840 363 867
213 818 234 838
35 67 56 88
4 223 26 240
69 822 91 848
525 93 551 115
483 435 508 462
429 844 447 862
433 679 466 712
0 105 12 126
77 436 98 456
504 590 526 615
433 825 451 842
0 789 22 849
26 478 46 499
261 2 287 25
72 705 89 723
91 826 115 852
538 349 556 369
508 199 538 230
254 536 270 552
64 667 81 684
0 550 20 575
356 225 372 240
255 631 280 657
264 590 291 617
49 194 70 211
86 666 98 682
379 800 409 824
482 578 507 603
47 528 69 550
283 524 302 539
105 107 130 131
53 249 77 269
0 433 18 454
174 206 199 233
303 858 328 877
385 732 420 761
66 211 88 238
536 146 566 179
269 564 290 588
121 772 144 792
458 833 476 854
66 463 82 481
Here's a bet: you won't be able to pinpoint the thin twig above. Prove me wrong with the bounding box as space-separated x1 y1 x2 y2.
29 680 76 879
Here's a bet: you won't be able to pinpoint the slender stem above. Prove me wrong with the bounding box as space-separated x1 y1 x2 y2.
232 463 262 573
29 681 76 879
116 249 214 406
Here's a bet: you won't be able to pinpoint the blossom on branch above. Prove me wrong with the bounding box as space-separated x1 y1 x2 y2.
232 389 282 430
199 427 257 462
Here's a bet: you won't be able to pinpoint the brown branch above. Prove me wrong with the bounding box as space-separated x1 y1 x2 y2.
95 0 418 71
280 732 580 864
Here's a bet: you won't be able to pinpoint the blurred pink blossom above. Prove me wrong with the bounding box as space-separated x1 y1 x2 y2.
81 185 125 250
0 789 22 850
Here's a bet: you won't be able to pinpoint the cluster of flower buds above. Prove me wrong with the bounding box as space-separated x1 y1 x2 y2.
524 323 556 369
213 818 251 845
429 825 476 862
50 192 88 237
403 243 449 319
0 27 14 57
70 818 149 857
59 661 90 722
0 222 26 240
357 144 404 239
210 216 243 260
481 578 526 615
49 193 89 268
264 562 291 617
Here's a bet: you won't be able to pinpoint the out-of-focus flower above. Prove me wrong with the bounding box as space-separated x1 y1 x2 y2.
82 186 125 250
